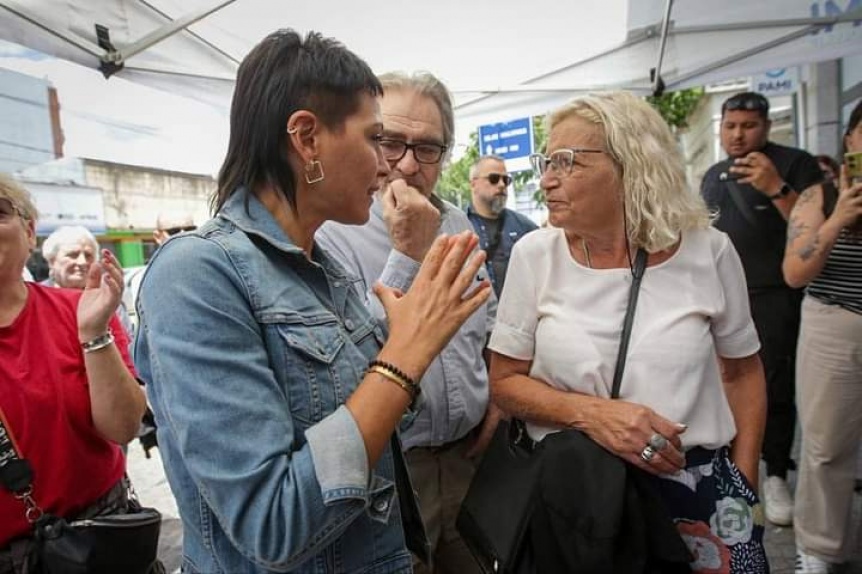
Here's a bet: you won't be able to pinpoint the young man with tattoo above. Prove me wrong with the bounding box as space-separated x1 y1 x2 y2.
700 92 824 529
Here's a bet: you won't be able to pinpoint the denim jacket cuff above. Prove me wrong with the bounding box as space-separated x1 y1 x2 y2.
379 250 421 293
306 406 370 504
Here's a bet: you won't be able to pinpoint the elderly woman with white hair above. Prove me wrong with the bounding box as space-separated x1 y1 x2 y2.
488 91 769 572
41 225 134 336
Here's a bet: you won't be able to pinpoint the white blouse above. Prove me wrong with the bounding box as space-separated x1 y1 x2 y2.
488 226 760 449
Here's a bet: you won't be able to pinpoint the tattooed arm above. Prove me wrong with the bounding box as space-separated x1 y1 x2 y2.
783 173 862 287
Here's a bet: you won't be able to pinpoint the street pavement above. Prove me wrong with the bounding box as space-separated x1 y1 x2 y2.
127 442 861 574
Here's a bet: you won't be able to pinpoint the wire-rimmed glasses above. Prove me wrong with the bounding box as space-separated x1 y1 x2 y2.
529 148 605 178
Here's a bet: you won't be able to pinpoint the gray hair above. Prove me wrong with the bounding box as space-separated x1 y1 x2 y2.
42 226 98 263
469 154 506 180
378 71 455 163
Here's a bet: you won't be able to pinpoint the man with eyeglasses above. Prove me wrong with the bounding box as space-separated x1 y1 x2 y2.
700 91 824 529
465 155 538 297
317 71 497 574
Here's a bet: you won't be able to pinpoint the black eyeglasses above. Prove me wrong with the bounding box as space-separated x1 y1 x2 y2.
162 225 197 236
478 173 512 186
529 148 605 178
0 197 23 223
378 138 447 164
723 94 769 114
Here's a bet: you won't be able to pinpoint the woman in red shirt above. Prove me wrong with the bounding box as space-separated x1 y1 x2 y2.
0 174 146 573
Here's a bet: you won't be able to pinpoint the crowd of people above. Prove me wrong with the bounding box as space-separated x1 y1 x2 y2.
0 27 860 574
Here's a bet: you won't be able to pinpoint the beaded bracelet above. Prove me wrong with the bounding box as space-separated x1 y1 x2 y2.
81 331 115 354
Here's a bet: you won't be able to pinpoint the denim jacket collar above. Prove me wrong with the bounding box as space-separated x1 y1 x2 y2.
219 188 352 280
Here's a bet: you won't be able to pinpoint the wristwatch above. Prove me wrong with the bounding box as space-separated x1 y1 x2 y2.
767 182 792 200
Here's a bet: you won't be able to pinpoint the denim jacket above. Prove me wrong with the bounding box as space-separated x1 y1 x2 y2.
135 190 415 573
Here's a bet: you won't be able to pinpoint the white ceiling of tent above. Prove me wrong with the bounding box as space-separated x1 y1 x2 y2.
1 0 860 141
0 0 628 112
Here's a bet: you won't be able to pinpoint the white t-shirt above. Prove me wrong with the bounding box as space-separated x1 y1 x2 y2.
488 226 760 449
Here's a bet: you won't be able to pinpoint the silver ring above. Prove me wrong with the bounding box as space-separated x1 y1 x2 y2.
640 445 656 463
648 433 668 452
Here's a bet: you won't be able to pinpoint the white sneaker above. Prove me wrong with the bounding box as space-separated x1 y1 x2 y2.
794 550 834 574
763 475 794 525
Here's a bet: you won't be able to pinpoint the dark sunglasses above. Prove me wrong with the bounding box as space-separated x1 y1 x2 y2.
162 225 197 236
481 173 512 186
723 94 769 114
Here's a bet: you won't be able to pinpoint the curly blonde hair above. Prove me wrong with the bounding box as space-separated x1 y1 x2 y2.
547 91 711 252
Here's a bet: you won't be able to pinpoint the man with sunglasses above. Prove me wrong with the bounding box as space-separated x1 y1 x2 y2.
700 91 824 529
318 71 497 574
466 155 538 297
153 212 197 246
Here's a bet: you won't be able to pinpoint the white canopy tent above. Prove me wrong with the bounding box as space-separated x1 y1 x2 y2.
1 0 860 140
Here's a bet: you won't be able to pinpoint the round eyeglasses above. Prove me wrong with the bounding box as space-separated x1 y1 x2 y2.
529 148 605 178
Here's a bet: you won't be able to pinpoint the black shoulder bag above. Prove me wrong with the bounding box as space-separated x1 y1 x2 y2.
0 407 163 574
456 249 650 574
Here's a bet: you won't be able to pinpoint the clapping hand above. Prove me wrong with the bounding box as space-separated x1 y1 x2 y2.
77 249 124 342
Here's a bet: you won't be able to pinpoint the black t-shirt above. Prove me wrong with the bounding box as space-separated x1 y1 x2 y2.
701 141 823 290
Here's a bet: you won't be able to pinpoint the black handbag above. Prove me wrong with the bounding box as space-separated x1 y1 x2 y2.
0 408 163 574
457 249 649 574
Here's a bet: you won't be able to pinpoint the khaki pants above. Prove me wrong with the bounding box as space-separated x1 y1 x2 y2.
405 437 481 574
794 297 862 561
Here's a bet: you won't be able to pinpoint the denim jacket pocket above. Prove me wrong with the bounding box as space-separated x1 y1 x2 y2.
276 318 347 427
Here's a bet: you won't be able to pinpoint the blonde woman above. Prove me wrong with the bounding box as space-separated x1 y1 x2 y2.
489 92 769 572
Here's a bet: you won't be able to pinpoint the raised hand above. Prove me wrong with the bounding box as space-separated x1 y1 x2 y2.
77 249 124 341
375 231 491 380
381 178 441 261
729 151 783 196
831 164 862 230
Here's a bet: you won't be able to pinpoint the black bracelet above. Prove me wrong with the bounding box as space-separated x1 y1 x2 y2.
368 360 417 390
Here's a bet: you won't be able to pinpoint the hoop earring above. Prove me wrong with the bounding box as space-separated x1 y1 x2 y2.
305 159 325 184
286 126 298 134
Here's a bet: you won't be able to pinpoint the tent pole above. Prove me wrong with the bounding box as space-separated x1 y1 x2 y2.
667 22 839 90
119 0 237 61
652 0 674 96
140 0 240 65
0 1 102 57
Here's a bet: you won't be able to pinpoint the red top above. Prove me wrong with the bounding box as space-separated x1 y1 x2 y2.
0 283 135 545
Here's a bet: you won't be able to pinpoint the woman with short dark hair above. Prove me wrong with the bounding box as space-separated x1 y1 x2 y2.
135 30 490 573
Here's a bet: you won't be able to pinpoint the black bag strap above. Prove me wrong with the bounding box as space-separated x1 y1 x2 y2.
0 406 34 495
610 248 648 399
